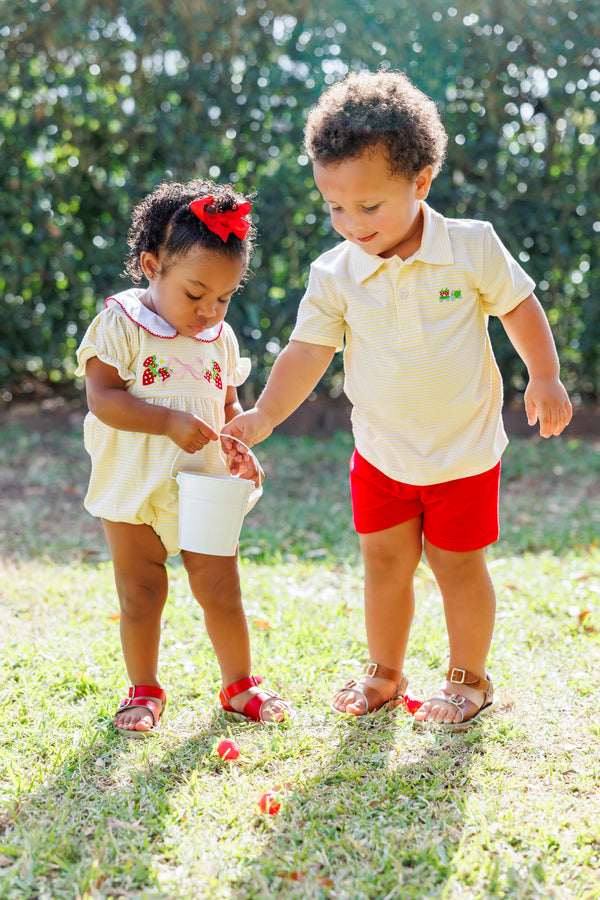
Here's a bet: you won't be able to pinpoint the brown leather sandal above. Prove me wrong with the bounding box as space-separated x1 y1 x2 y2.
332 663 409 716
413 667 497 732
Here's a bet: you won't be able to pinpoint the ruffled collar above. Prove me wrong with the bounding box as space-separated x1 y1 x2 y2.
105 289 223 342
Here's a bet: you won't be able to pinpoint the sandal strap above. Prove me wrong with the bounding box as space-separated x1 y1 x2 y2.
446 668 491 693
364 662 405 684
117 685 167 724
340 668 408 713
219 679 292 722
241 688 284 722
120 685 167 705
221 674 262 702
426 694 466 722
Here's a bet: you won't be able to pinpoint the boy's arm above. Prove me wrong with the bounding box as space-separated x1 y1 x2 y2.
221 339 336 447
499 293 572 437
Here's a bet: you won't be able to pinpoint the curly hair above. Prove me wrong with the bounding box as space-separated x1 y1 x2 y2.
125 179 256 283
304 70 448 179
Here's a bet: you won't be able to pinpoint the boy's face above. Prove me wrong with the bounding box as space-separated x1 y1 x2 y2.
313 146 433 260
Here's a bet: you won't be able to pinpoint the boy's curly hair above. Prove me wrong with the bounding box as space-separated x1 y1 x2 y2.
125 179 256 283
304 70 448 179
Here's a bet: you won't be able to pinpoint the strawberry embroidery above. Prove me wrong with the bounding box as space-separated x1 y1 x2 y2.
204 360 222 389
439 288 462 302
142 354 171 385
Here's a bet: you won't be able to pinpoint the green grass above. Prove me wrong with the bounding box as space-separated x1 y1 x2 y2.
1 406 599 899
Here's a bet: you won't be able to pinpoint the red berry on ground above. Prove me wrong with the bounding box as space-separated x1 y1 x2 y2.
217 738 240 761
256 791 281 816
403 693 424 715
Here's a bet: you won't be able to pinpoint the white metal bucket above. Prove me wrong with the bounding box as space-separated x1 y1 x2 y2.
171 436 262 556
176 470 255 556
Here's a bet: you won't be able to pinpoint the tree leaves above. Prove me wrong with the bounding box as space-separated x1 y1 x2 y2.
1 0 598 401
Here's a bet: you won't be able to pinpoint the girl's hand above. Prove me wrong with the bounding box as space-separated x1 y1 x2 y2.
165 409 219 452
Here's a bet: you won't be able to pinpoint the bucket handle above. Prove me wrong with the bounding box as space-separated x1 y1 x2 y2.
169 433 263 488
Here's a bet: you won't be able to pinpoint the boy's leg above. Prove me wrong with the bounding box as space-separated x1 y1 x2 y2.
181 550 289 722
102 519 169 732
413 542 496 725
333 515 423 714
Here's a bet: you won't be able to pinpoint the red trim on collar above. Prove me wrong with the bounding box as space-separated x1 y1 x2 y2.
105 294 224 343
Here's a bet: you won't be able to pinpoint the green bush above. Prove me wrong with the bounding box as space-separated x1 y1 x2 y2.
1 0 598 402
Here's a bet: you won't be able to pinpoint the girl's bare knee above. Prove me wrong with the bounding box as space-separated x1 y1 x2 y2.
118 587 166 621
181 551 241 609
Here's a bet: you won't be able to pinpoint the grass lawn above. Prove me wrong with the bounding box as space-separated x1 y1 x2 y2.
0 401 599 899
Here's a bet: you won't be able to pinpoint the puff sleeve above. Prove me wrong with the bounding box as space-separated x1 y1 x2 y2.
75 307 140 384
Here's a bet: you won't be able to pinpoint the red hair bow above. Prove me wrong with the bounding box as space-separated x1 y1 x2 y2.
189 195 251 241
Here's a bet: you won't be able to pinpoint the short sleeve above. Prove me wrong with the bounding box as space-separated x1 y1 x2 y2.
75 306 140 382
479 224 535 316
222 323 252 387
290 264 346 350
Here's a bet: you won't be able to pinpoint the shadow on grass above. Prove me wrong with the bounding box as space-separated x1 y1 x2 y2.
231 712 484 899
0 710 232 899
0 695 485 900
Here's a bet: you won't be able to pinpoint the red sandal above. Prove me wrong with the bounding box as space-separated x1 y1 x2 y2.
114 685 167 738
219 675 293 724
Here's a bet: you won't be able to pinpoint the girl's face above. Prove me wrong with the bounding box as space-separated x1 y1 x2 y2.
313 146 433 260
140 247 246 337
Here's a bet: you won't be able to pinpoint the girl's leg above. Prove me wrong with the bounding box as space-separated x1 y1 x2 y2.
413 542 496 725
102 519 169 732
181 550 288 722
333 515 424 714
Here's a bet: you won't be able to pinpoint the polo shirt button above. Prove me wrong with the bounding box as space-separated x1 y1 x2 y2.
399 288 409 298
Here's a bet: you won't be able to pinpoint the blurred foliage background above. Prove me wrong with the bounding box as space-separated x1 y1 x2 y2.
1 0 599 405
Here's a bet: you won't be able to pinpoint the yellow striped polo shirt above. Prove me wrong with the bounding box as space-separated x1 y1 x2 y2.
290 201 535 485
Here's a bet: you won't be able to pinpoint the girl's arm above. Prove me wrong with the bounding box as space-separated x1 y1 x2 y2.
499 293 572 437
224 385 244 424
84 356 219 452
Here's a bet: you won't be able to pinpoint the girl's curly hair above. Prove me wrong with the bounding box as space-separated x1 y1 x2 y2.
125 179 256 284
304 70 448 179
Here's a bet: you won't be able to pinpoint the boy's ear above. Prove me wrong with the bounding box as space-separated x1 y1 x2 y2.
140 251 160 280
415 166 434 200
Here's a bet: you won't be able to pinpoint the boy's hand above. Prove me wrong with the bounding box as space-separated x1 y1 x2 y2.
221 408 274 449
166 409 219 453
524 377 572 437
221 439 265 486
221 409 273 479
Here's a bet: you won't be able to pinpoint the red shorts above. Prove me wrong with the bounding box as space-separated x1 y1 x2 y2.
350 450 501 551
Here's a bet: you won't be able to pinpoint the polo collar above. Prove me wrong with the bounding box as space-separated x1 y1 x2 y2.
348 201 455 283
105 289 223 342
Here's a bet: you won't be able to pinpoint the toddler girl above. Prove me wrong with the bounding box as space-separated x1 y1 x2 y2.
76 179 292 736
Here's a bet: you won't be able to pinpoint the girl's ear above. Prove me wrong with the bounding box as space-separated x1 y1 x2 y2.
140 251 161 281
415 166 434 200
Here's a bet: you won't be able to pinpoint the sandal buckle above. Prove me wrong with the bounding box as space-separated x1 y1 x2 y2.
450 667 466 684
364 662 378 678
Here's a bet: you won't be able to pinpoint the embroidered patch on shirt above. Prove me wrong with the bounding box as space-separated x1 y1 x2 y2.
439 288 462 301
142 354 172 385
204 360 223 389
